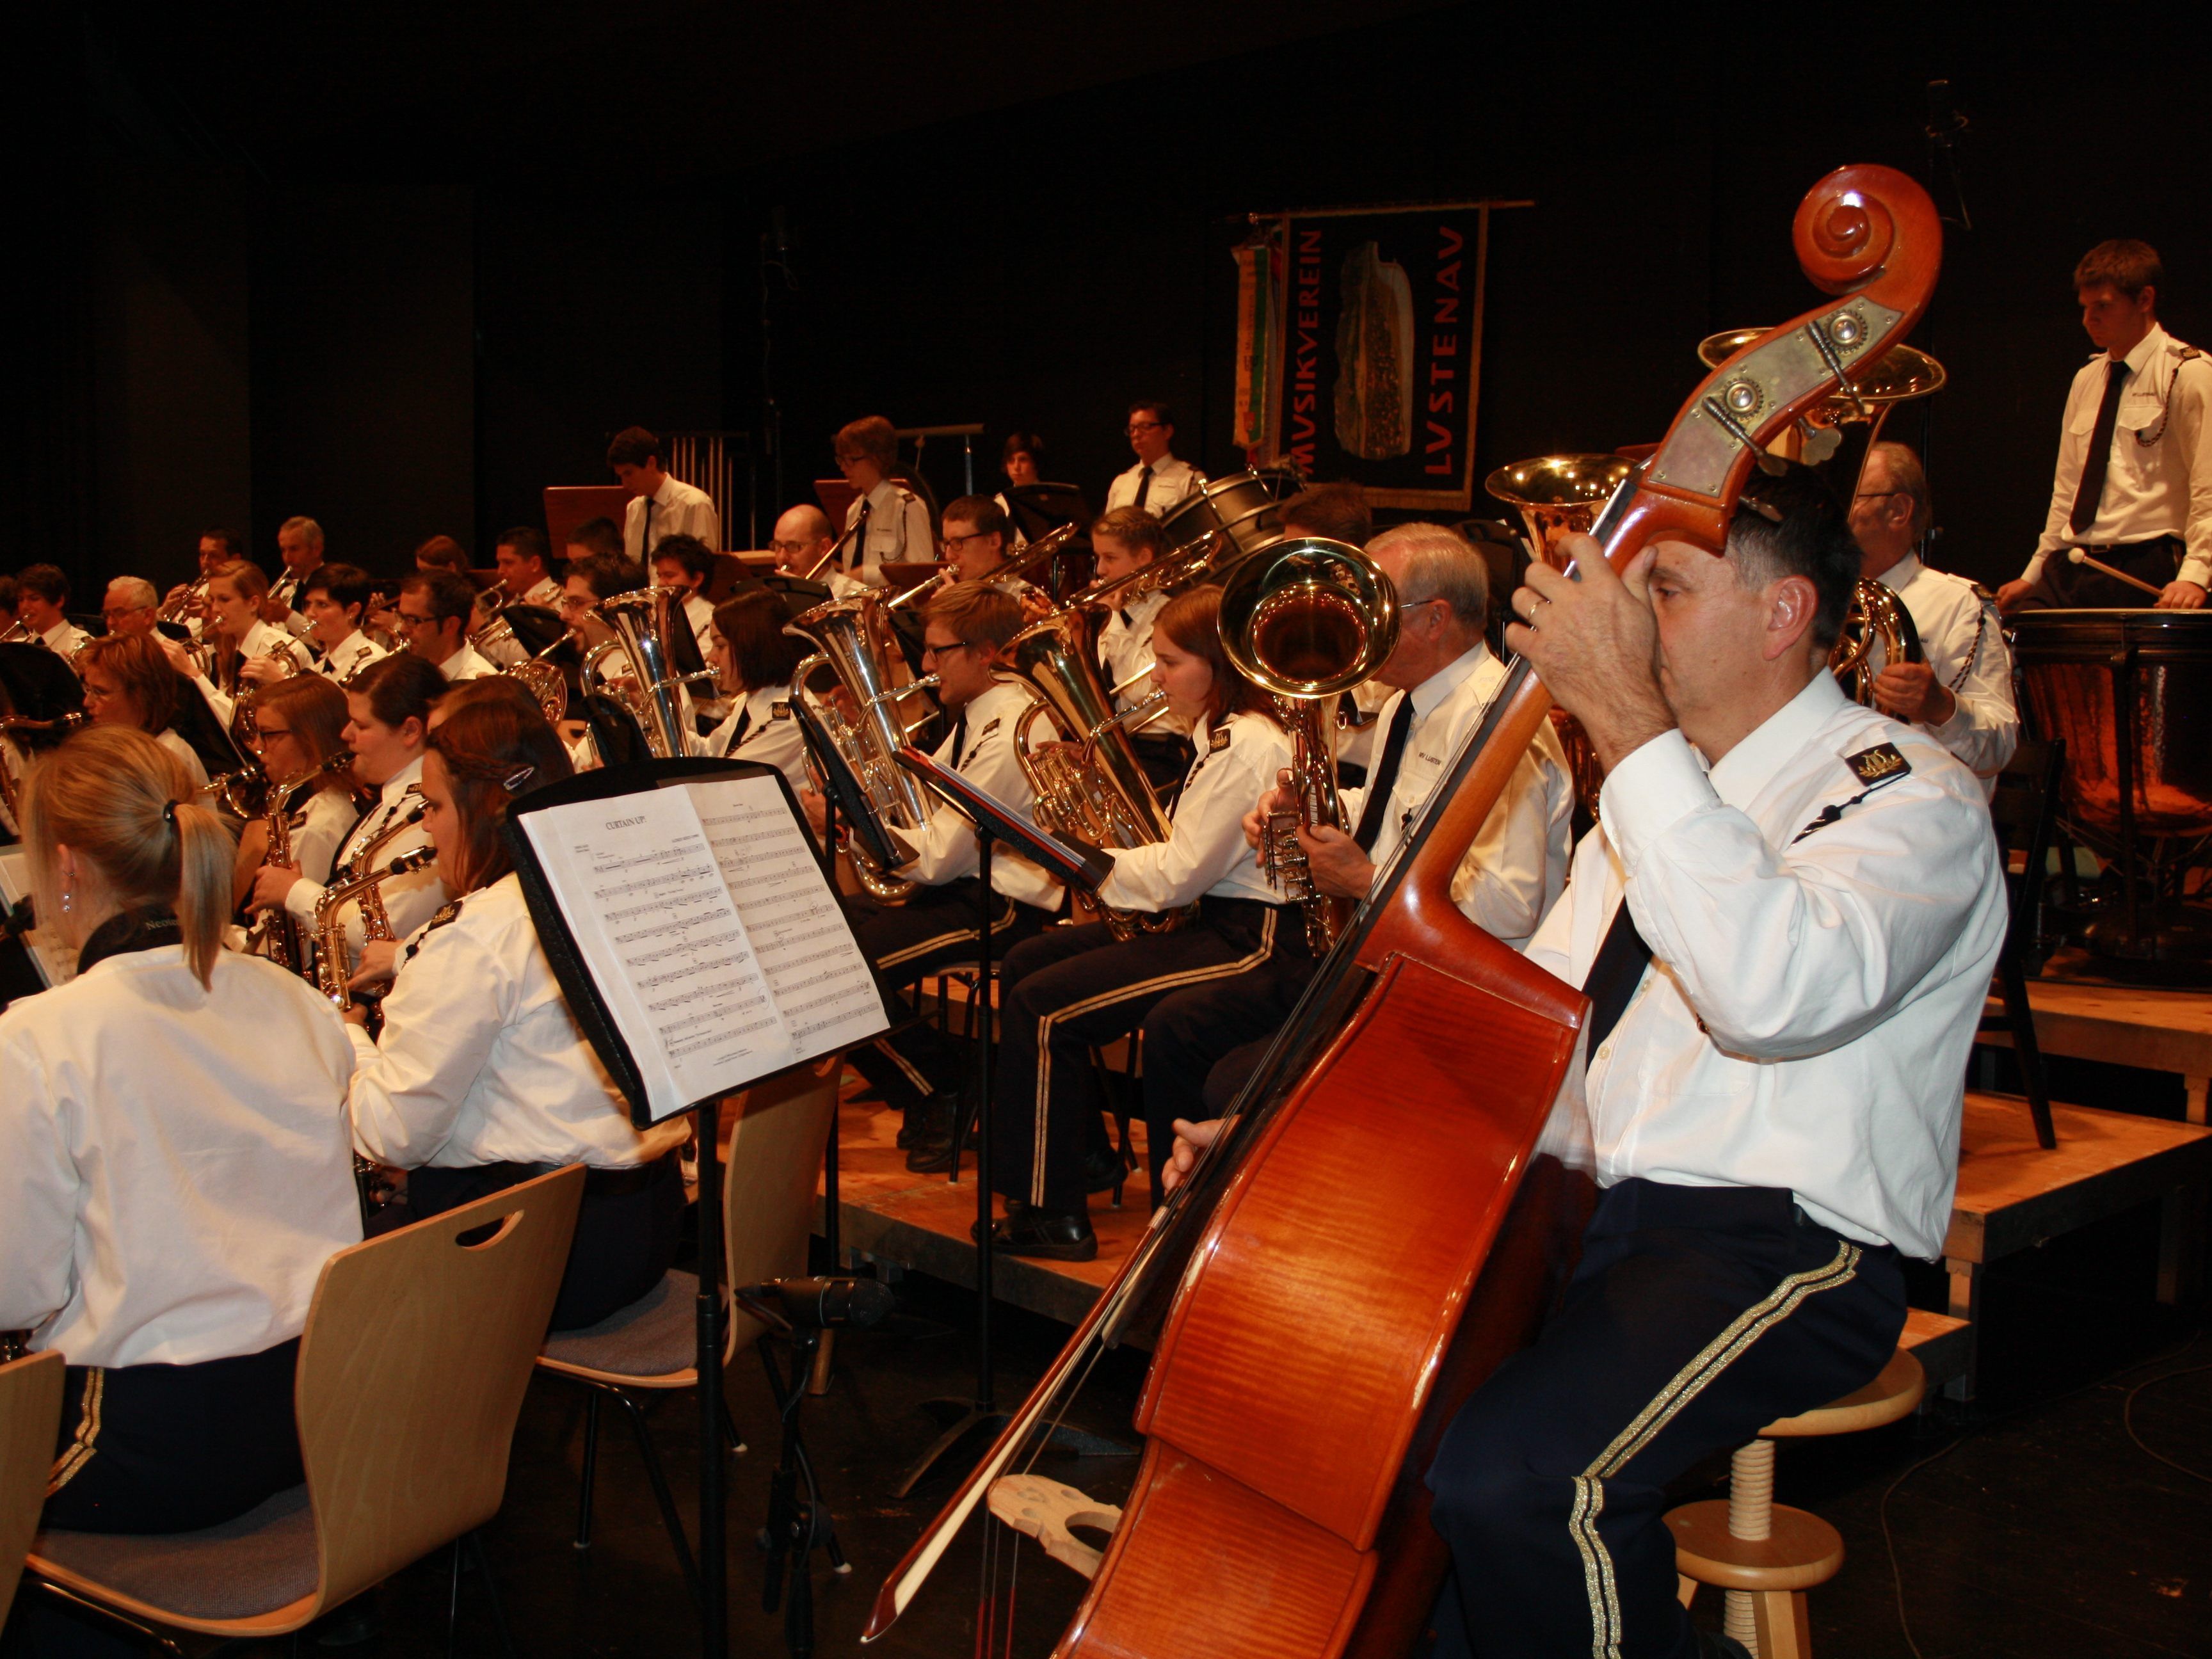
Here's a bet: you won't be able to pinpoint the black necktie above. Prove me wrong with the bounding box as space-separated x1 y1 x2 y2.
723 708 751 755
1582 900 1653 1062
851 498 871 568
641 495 657 556
1134 465 1154 510
948 710 968 767
2069 359 2132 536
1352 696 1416 851
1118 608 1134 631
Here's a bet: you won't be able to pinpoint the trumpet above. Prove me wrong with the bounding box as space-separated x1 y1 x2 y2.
1219 536 1400 952
156 577 210 627
314 846 439 1012
0 618 33 645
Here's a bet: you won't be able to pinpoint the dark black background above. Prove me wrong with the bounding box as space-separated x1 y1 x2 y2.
7 3 2206 601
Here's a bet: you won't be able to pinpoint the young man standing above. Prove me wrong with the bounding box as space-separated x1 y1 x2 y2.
1998 239 2210 612
833 415 934 587
609 426 719 561
1103 400 1205 518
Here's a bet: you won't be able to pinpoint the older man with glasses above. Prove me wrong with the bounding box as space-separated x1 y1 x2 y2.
1103 399 1205 518
100 577 161 639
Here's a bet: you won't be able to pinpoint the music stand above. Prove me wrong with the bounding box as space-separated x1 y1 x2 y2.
502 758 890 1659
543 485 632 555
1003 482 1091 544
887 747 1122 1493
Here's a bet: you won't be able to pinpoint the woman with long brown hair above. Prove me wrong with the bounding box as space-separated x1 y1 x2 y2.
230 671 359 918
984 584 1302 1260
343 698 689 1327
0 726 358 1541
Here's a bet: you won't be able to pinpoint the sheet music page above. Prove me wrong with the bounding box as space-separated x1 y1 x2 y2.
520 789 795 1121
675 773 888 1062
0 848 75 990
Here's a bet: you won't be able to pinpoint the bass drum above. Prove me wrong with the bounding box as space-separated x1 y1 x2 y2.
2011 609 2212 843
1158 467 1303 556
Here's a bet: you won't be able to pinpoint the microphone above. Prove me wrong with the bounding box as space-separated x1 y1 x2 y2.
737 1276 895 1330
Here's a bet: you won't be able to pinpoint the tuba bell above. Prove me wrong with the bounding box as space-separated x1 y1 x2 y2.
1001 608 1193 941
1219 536 1399 952
578 585 719 758
785 592 942 902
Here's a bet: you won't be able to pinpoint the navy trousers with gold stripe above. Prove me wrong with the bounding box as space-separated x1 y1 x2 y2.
1424 1179 1904 1659
843 880 1054 1114
993 896 1302 1215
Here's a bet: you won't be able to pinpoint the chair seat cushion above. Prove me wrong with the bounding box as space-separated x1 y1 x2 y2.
540 1269 699 1379
34 1484 317 1622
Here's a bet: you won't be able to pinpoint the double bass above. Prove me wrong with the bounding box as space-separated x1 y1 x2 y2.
869 164 1944 1658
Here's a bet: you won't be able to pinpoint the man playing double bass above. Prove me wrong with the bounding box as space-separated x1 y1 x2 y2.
1167 463 2007 1659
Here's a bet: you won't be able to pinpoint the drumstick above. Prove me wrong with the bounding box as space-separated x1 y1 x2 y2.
2067 547 2167 597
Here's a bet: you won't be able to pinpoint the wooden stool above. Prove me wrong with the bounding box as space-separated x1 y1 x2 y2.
1665 1348 1925 1658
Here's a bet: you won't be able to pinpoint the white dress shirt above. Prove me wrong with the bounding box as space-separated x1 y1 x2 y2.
154 726 211 792
523 575 564 609
436 641 499 682
841 479 935 587
895 679 1062 910
283 755 449 967
1098 588 1169 708
1874 553 2017 790
2024 324 2212 586
1098 711 1294 910
38 618 92 658
1525 671 2008 1258
624 474 720 561
282 785 360 889
1104 455 1205 518
694 681 809 794
0 943 360 1367
193 619 316 728
348 874 691 1171
319 629 388 683
1340 644 1574 949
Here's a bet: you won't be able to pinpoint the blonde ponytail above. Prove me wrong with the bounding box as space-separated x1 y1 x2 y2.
21 725 238 989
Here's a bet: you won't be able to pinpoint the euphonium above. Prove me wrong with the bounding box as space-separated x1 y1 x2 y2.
785 591 942 902
314 846 438 1011
243 753 356 974
578 585 719 758
1219 534 1399 952
1002 607 1192 942
1831 579 1924 704
1486 454 1636 813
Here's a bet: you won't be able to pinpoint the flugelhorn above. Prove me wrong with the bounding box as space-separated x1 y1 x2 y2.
1219 535 1399 952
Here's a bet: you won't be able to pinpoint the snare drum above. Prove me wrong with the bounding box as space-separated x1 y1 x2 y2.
1159 468 1301 556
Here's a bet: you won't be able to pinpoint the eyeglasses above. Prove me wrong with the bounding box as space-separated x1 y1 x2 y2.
1125 421 1164 435
557 595 594 613
940 531 993 552
1396 595 1445 612
253 725 294 742
769 539 816 556
1853 489 1907 501
920 639 975 661
396 611 438 627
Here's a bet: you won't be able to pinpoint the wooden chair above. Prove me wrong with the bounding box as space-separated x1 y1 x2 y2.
1981 738 2064 1149
27 1164 584 1655
536 1060 842 1596
0 1350 65 1631
1666 1348 1926 1658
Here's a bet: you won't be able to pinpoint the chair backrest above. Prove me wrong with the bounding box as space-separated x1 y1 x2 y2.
0 1349 64 1629
723 1059 844 1352
1991 738 2065 959
295 1164 584 1615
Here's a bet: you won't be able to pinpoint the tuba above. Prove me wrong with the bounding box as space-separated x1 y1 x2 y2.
1001 607 1192 942
1487 454 1637 813
1697 330 1947 705
785 593 942 902
1219 535 1399 952
578 586 719 758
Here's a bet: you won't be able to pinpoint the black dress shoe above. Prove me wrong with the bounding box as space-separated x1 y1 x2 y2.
1082 1142 1134 1194
972 1209 1097 1261
902 1093 960 1169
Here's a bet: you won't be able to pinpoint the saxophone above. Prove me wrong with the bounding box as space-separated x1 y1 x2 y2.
243 754 356 974
314 846 440 1012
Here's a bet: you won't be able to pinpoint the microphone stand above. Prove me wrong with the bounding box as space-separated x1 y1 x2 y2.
734 1288 851 1659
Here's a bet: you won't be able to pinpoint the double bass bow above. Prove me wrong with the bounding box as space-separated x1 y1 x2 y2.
867 163 1943 1657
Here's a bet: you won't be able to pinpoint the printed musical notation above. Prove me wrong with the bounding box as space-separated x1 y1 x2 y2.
520 773 889 1124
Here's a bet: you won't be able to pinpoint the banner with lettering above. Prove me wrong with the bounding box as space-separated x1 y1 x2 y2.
1254 202 1515 511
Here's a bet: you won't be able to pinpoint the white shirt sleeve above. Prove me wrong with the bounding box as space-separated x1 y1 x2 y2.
1097 725 1283 911
2176 362 2212 587
346 914 503 1166
1448 735 1573 949
1926 597 2019 781
1599 728 2000 1061
0 1025 77 1334
900 704 1034 887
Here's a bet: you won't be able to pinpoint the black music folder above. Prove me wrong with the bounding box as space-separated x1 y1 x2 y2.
894 746 1114 891
503 757 889 1128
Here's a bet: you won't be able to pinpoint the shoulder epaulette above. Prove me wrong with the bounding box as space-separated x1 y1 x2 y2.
1208 725 1232 753
1792 743 1913 845
401 897 466 965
